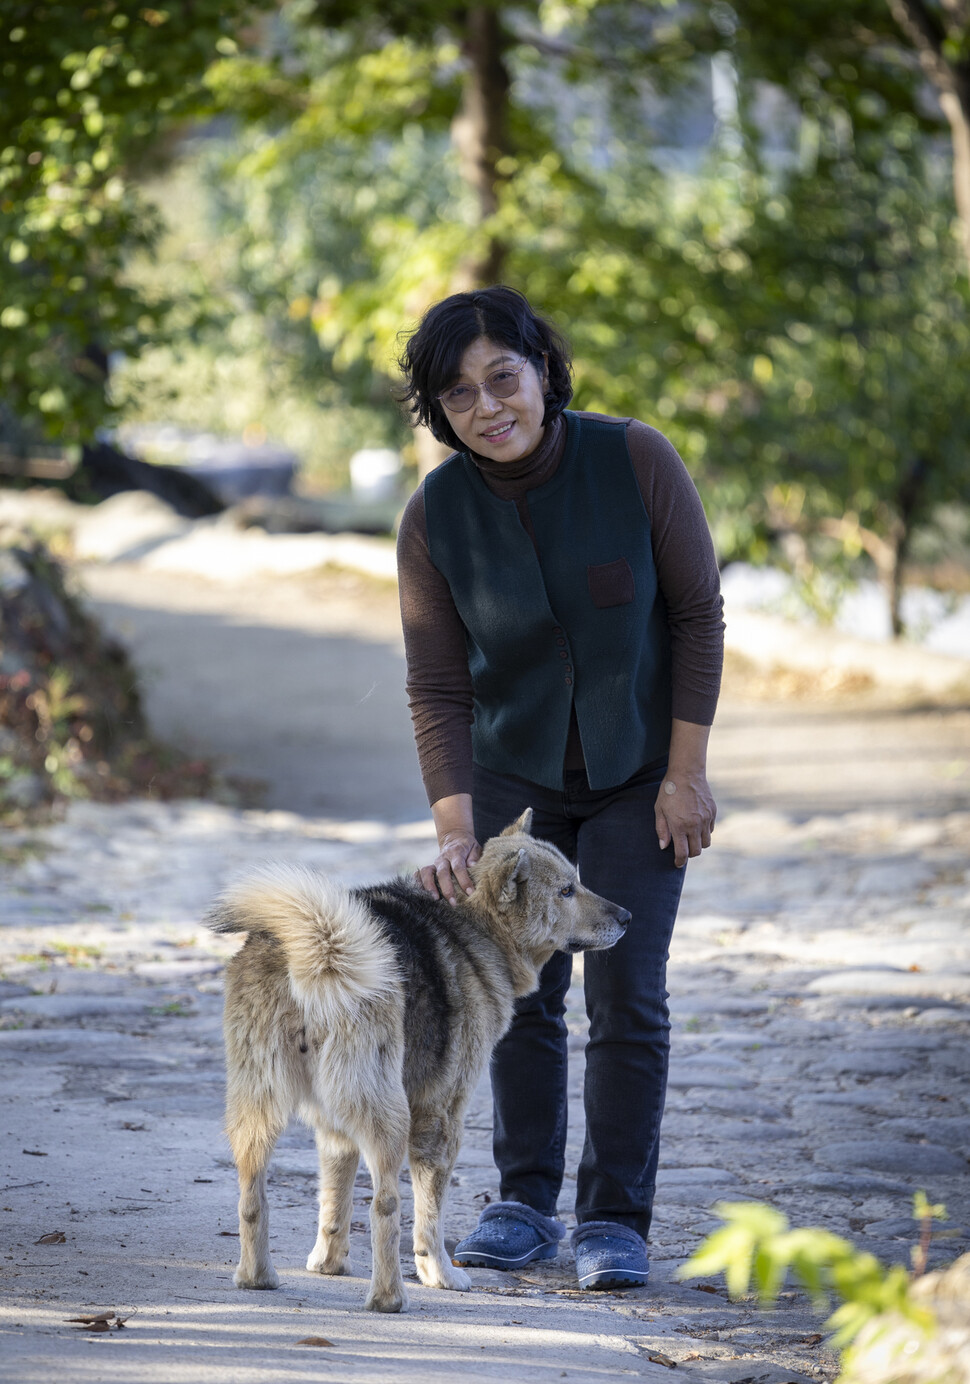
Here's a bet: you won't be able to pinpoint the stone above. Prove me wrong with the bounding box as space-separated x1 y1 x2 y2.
877 1118 970 1149
666 1071 755 1090
672 995 774 1016
0 981 34 1000
133 960 224 980
714 1120 801 1141
793 1091 881 1107
792 1172 918 1195
814 1140 967 1176
813 1049 915 1077
807 970 970 998
0 993 152 1019
863 1216 967 1239
657 1167 740 1185
669 1053 749 1073
675 1094 786 1119
0 1026 135 1049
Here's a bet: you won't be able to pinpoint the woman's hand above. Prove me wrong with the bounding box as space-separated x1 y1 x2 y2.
655 719 717 868
418 793 481 905
655 772 716 868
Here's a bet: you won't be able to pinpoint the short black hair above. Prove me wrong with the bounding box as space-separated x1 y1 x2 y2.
397 285 573 451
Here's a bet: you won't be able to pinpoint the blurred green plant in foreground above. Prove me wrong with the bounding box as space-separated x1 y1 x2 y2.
678 1193 970 1383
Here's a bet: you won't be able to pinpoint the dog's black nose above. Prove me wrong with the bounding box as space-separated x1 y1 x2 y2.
616 908 631 929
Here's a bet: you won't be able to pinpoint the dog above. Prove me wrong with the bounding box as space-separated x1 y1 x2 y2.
205 808 630 1312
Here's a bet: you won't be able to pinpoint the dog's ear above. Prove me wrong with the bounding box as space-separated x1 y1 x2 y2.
498 847 531 904
499 808 533 838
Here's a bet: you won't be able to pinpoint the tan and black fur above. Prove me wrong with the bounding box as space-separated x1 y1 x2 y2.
205 809 629 1313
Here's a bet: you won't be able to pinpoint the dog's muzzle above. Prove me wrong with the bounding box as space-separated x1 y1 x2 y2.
565 907 630 953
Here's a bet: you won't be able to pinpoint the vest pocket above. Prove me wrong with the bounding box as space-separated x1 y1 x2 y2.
587 557 635 609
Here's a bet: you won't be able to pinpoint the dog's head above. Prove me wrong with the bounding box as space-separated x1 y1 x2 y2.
469 809 630 993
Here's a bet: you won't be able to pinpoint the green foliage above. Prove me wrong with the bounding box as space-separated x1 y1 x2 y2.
678 1197 943 1356
111 159 401 490
9 0 967 621
674 114 970 582
0 0 255 448
192 2 968 591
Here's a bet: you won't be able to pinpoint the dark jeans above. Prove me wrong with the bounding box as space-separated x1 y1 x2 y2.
473 757 685 1242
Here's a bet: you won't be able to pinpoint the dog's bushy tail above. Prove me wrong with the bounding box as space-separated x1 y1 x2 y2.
206 864 399 1027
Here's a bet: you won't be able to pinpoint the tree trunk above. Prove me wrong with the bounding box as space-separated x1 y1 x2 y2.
451 5 510 288
939 88 970 282
414 425 452 480
884 0 970 280
887 455 928 639
888 530 906 640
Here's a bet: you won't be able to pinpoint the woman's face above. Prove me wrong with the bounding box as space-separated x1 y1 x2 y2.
441 336 548 462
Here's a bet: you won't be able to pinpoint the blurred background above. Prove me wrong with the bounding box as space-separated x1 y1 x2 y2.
2 0 969 819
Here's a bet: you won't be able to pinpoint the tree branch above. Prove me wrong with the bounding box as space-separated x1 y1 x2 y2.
884 0 956 94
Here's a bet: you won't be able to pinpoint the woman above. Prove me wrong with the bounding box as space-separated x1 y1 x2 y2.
396 285 723 1291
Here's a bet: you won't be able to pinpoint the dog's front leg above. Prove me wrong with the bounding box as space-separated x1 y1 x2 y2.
306 1129 358 1275
409 1110 471 1293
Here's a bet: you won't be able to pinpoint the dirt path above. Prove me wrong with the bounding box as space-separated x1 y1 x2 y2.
1 558 968 1384
79 562 970 822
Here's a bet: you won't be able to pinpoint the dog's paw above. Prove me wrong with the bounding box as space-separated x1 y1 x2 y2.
364 1284 409 1313
306 1249 347 1276
444 1263 472 1292
234 1264 280 1290
415 1256 471 1291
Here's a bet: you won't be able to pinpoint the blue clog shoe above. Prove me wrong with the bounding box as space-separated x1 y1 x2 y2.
452 1201 565 1270
572 1220 649 1289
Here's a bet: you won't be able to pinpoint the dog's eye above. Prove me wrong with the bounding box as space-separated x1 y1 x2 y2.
560 883 575 898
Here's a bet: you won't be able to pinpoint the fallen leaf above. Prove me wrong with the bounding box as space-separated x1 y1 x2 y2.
36 1231 66 1244
297 1336 335 1347
217 1230 239 1237
794 1333 823 1345
693 1284 718 1294
193 1178 213 1184
647 1352 677 1368
682 1354 703 1362
23 1149 48 1157
121 1123 146 1131
909 964 922 972
66 1311 128 1331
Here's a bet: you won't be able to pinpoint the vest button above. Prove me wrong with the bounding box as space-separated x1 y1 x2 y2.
565 665 572 674
559 650 568 659
565 677 573 685
553 626 563 635
556 638 566 647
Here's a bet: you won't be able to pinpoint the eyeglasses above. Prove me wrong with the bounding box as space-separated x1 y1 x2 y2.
436 359 530 413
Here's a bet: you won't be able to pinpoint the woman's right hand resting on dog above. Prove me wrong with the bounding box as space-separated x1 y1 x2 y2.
419 793 482 905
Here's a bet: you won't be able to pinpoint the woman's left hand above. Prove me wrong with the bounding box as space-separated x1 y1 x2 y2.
655 770 716 868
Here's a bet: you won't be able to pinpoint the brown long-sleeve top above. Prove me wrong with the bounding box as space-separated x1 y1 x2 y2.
397 410 725 807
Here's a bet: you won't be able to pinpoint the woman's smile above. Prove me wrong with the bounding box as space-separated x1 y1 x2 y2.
446 336 548 462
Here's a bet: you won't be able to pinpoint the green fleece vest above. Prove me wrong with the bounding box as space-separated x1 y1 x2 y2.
423 410 671 790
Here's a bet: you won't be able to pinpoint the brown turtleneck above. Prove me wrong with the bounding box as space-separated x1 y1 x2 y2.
397 411 724 806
